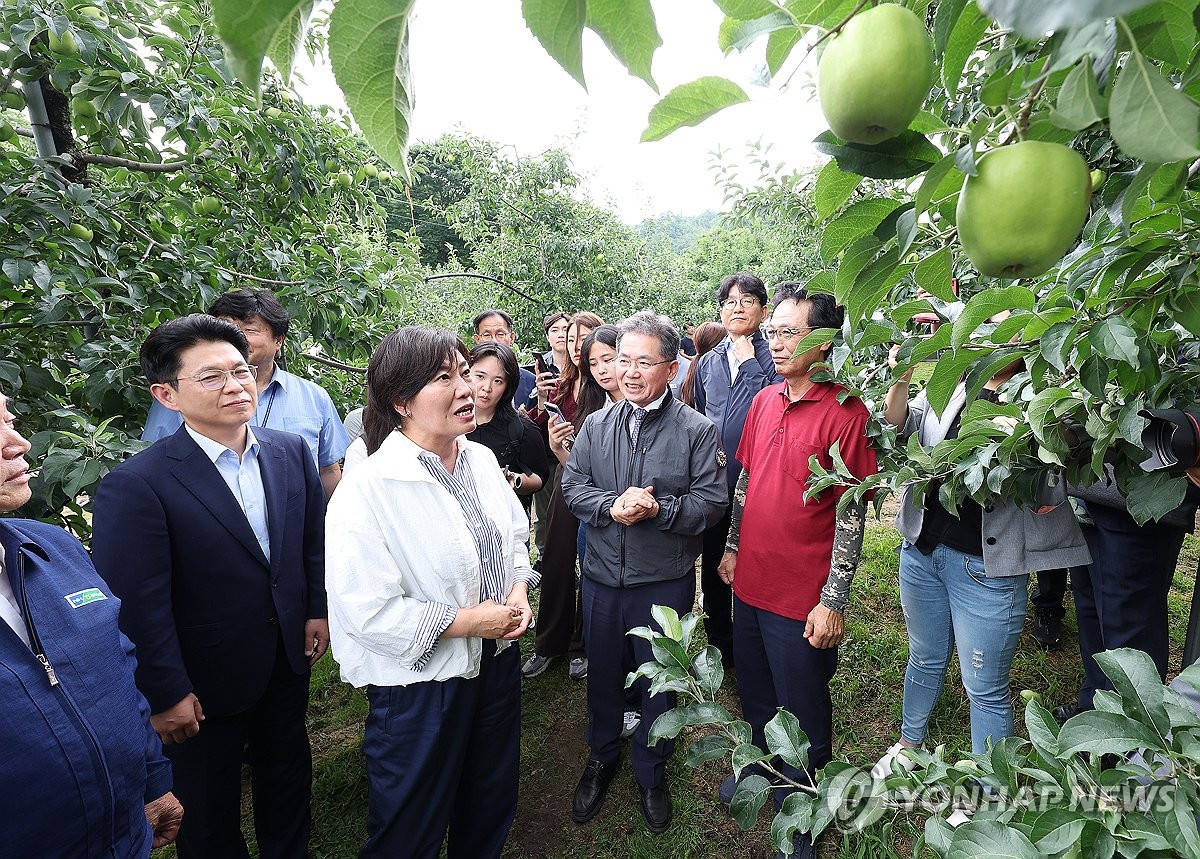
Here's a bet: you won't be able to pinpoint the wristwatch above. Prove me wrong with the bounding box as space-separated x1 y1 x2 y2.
512 474 523 491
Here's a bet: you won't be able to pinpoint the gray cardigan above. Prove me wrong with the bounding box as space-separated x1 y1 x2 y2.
890 385 1091 577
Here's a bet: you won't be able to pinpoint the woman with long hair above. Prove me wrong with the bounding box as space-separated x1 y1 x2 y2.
679 321 726 407
326 327 536 859
466 342 550 513
523 311 603 681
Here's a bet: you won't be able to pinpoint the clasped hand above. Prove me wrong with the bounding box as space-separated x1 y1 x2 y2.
610 484 658 525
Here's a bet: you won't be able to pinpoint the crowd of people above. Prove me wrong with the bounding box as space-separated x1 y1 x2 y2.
2 280 1196 859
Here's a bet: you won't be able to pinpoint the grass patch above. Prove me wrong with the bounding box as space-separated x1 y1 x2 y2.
156 525 1199 858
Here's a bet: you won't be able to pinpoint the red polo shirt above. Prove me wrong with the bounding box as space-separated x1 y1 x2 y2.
734 381 876 621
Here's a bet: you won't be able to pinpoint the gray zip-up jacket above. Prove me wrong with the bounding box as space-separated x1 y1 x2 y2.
890 385 1091 577
562 392 729 587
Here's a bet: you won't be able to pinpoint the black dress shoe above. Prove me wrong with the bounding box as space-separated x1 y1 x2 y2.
572 758 620 824
639 781 672 834
1030 608 1065 650
1052 701 1090 723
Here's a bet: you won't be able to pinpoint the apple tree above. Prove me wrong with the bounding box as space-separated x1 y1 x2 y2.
0 0 421 531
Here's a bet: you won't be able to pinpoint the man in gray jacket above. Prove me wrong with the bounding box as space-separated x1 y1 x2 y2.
562 310 727 835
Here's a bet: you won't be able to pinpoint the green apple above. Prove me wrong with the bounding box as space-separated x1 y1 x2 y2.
1019 689 1041 704
957 141 1092 279
817 4 933 145
364 163 379 178
336 170 352 188
71 96 97 118
264 106 282 119
194 196 222 216
67 223 93 242
1090 169 1106 190
377 170 391 184
0 122 15 143
76 5 108 23
48 29 82 58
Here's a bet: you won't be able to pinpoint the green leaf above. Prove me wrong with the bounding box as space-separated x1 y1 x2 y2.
521 0 587 87
1095 648 1170 737
835 234 883 293
820 198 904 260
914 247 955 300
1056 709 1168 756
1025 809 1088 855
718 12 792 53
1127 0 1200 68
915 153 958 215
946 820 1042 858
641 77 749 142
1026 387 1076 445
266 0 315 83
1123 469 1187 525
649 634 690 672
813 131 943 180
933 0 970 57
1024 699 1061 757
714 0 782 17
1050 57 1106 131
942 3 990 95
685 734 732 768
210 0 310 92
587 0 661 90
782 0 858 29
950 285 1036 348
651 603 683 640
1090 316 1141 367
977 0 1163 39
766 27 803 76
845 248 903 325
764 709 810 770
771 792 815 854
328 0 417 177
814 159 862 220
1110 33 1200 164
729 774 772 830
1174 286 1200 336
692 645 725 696
926 348 980 417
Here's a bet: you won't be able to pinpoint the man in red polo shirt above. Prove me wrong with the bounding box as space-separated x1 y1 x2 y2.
717 282 876 859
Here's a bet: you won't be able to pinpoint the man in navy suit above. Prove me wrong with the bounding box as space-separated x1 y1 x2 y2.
92 314 328 859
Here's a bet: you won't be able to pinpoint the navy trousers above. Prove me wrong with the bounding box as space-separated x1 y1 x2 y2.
1071 503 1186 709
734 595 837 859
582 574 695 788
360 641 520 859
700 499 735 665
168 637 312 859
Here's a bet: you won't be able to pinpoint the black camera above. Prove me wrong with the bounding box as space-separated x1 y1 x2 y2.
1138 408 1200 473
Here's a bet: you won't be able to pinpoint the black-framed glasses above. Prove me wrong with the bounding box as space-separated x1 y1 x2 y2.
720 296 763 311
762 326 813 342
615 356 674 372
169 365 258 391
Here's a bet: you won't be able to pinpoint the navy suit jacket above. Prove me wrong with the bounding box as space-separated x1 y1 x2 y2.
91 425 326 718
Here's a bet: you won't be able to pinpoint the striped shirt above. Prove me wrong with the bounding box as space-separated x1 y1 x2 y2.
410 449 509 669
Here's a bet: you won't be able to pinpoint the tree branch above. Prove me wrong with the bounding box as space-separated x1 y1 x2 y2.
215 268 306 286
71 152 190 172
303 351 365 374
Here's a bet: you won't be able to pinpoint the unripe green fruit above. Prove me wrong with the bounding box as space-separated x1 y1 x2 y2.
817 4 933 145
264 106 282 118
957 141 1092 279
364 163 379 178
336 170 352 188
147 271 161 283
77 5 107 22
71 96 97 117
194 195 222 216
48 29 82 58
1019 689 1041 704
377 170 391 183
1 90 23 110
1090 169 1106 190
0 122 15 143
68 223 93 241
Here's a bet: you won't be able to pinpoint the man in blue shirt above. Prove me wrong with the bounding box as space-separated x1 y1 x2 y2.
142 288 350 497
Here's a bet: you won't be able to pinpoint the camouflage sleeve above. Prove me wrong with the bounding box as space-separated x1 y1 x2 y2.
819 495 867 613
724 467 749 552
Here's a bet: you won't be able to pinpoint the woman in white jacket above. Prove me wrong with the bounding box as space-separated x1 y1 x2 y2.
325 327 538 859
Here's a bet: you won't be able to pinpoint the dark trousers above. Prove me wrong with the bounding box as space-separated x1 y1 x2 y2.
1071 503 1186 709
534 469 584 659
734 595 837 859
582 574 696 788
168 638 312 859
1031 568 1069 618
700 499 735 664
360 641 520 859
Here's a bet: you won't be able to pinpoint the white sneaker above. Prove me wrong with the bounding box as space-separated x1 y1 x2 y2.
620 709 641 739
870 742 921 779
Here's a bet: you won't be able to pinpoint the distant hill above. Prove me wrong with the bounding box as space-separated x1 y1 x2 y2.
636 210 721 255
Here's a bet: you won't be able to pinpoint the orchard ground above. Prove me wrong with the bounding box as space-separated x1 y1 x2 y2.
153 514 1200 859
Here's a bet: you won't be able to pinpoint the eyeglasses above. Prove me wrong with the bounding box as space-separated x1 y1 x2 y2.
720 296 763 311
762 326 813 342
616 357 674 372
170 365 258 391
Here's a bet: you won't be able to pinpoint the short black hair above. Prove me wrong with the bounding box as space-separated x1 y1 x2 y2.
473 309 514 333
543 311 570 333
208 288 289 338
771 281 844 332
468 341 520 421
716 272 768 306
140 314 250 385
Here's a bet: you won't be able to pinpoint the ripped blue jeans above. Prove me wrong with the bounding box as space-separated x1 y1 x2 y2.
898 541 1029 754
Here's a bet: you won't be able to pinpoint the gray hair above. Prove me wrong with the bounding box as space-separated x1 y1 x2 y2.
616 309 680 361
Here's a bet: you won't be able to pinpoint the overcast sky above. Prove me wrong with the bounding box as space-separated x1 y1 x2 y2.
299 0 829 223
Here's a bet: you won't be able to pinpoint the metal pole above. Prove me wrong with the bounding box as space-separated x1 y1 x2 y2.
21 79 59 161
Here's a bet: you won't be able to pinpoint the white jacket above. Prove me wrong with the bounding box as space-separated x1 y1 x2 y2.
326 430 536 687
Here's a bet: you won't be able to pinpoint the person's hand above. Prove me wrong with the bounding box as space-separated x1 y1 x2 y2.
610 485 657 525
535 372 557 407
548 417 576 461
502 583 533 640
467 599 525 639
145 792 184 848
717 551 737 585
731 334 755 364
804 603 844 649
151 693 204 745
305 618 330 665
888 344 915 381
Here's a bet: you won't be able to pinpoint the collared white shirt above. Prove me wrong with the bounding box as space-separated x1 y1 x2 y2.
0 545 31 647
626 388 669 439
185 424 271 562
725 336 742 384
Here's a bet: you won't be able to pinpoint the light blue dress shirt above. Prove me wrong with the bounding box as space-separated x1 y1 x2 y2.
184 425 271 563
143 367 350 469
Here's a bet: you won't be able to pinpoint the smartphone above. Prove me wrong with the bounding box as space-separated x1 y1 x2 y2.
543 402 564 422
534 353 546 375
